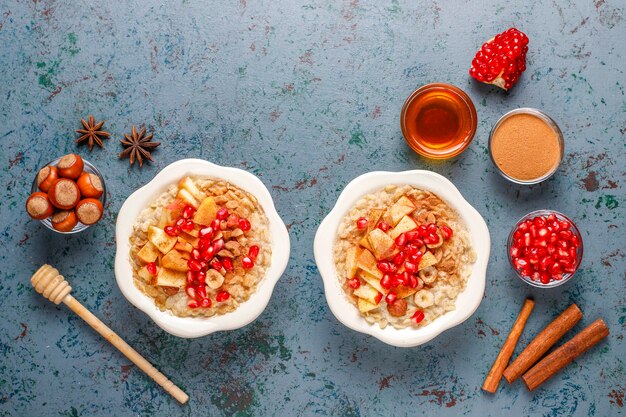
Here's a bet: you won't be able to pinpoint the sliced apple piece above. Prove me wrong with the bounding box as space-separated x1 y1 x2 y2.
178 176 206 201
148 226 177 254
357 270 385 294
367 228 395 260
356 249 378 276
176 188 199 209
161 249 189 272
366 208 385 233
359 234 373 251
155 267 186 288
389 215 418 239
418 251 438 270
345 246 360 279
388 196 417 226
358 298 379 313
193 196 218 226
136 266 154 282
174 239 193 253
136 241 159 264
179 231 199 247
353 284 381 305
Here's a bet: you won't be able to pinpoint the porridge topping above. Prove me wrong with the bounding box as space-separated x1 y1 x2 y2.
334 185 476 329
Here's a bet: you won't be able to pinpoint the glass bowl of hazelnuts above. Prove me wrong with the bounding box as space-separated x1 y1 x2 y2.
26 154 106 234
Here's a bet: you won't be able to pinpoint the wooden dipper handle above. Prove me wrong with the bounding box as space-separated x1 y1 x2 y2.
31 265 189 404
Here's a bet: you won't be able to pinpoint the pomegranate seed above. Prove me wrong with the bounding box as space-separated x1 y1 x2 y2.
405 244 419 256
547 244 557 255
533 216 546 227
248 245 260 261
404 261 417 273
238 218 251 231
199 226 214 239
186 271 195 284
188 259 202 272
200 298 211 308
385 292 397 304
513 230 522 239
518 222 528 232
563 264 576 274
222 258 234 271
182 205 195 219
197 270 206 283
164 226 178 236
538 227 549 237
377 261 393 274
181 219 193 231
216 208 229 220
196 285 207 300
417 225 427 237
510 246 520 258
549 232 559 244
185 286 196 299
539 272 550 284
176 218 185 228
216 291 230 302
210 259 223 271
412 310 425 323
377 221 390 232
191 248 201 261
522 233 532 247
553 273 564 281
427 223 437 234
534 238 547 248
395 272 409 286
392 251 406 266
569 246 577 259
408 275 418 288
514 257 529 270
548 262 562 275
558 220 571 230
146 262 157 275
347 278 360 289
374 292 383 304
547 214 557 223
551 221 561 231
559 230 572 240
211 219 221 230
380 274 393 289
570 235 580 247
395 233 407 247
405 231 420 242
356 217 368 230
440 225 453 240
187 300 199 308
212 238 225 253
202 246 215 261
539 256 553 271
242 256 254 269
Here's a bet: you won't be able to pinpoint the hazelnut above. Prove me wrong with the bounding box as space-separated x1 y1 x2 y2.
36 165 58 192
57 154 84 179
51 210 78 232
75 198 103 225
48 178 81 210
25 192 54 220
76 172 103 198
387 298 408 317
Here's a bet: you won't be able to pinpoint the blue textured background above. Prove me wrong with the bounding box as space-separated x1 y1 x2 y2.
0 1 624 416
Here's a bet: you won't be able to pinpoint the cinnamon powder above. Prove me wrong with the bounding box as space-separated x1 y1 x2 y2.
490 113 561 181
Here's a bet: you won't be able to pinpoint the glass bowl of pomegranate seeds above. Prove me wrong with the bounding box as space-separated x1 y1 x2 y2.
508 210 583 288
28 155 107 234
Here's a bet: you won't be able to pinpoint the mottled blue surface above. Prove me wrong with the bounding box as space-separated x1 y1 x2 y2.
0 0 624 416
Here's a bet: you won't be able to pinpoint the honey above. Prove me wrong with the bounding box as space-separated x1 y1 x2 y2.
401 83 477 159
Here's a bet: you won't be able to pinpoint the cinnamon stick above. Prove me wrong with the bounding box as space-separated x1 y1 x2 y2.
522 319 609 391
503 303 582 383
482 298 535 393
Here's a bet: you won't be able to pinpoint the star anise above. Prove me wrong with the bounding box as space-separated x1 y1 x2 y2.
75 115 110 150
119 125 160 167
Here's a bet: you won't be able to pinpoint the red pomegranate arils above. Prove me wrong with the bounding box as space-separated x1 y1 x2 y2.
185 286 196 299
212 238 225 253
242 256 254 269
238 218 251 231
412 310 425 324
469 28 529 90
347 278 360 289
164 226 178 236
146 262 157 275
188 259 202 272
380 274 393 290
182 205 195 219
186 271 195 284
191 249 201 261
440 225 453 240
385 292 397 304
187 300 199 309
196 285 207 300
200 298 211 308
356 217 368 230
216 291 230 302
211 219 221 230
210 259 223 271
248 245 260 261
199 226 214 239
222 258 234 271
216 207 229 220
377 221 390 232
394 233 407 247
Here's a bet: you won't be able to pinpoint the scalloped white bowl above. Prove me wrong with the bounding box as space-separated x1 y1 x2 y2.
115 159 290 338
314 170 490 347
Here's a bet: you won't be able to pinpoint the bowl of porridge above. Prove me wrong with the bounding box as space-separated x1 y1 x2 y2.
115 159 290 338
314 170 490 347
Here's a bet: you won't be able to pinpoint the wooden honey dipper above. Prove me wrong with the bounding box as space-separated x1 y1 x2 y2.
31 264 189 404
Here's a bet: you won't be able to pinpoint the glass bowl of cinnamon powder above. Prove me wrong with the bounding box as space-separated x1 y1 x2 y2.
489 108 564 184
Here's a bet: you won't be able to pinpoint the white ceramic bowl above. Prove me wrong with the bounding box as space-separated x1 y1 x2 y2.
314 170 490 347
115 159 290 338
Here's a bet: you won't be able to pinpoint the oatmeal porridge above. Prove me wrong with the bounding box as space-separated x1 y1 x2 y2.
333 184 476 329
129 176 271 318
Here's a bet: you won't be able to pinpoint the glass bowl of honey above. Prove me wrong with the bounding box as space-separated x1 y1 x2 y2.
400 83 477 159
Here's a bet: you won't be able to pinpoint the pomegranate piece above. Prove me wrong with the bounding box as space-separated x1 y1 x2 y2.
374 291 383 305
377 221 390 232
412 310 425 324
347 278 360 289
242 256 254 269
356 217 368 230
188 259 202 272
380 274 393 290
200 298 212 308
210 259 223 271
146 262 157 276
238 218 251 231
164 225 178 237
385 292 397 304
211 218 221 230
199 226 214 239
222 258 234 272
216 207 229 220
187 300 199 309
186 271 195 284
440 225 453 240
394 233 407 247
216 291 230 302
377 261 393 274
182 205 196 219
248 245 260 261
469 28 529 90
